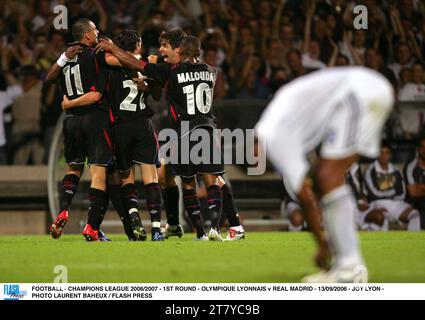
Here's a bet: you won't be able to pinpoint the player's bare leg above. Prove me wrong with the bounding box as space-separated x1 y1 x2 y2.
50 164 84 239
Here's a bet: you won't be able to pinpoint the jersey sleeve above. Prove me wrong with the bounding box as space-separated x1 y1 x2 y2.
144 63 170 86
95 51 108 68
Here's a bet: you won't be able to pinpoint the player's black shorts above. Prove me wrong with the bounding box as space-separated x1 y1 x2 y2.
63 110 113 166
171 126 225 179
111 117 158 172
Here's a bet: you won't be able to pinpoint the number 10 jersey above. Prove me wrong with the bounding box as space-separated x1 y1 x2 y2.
144 60 217 135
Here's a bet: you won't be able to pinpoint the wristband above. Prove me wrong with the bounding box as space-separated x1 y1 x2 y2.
56 53 70 67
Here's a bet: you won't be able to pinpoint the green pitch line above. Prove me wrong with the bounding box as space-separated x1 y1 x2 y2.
0 232 424 283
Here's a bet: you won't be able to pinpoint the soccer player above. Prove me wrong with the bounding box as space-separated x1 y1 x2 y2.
364 144 420 231
256 67 395 282
96 32 225 241
64 30 166 241
404 136 425 230
46 19 135 241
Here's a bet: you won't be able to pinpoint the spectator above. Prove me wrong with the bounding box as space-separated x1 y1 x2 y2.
11 65 43 165
399 67 413 88
286 48 316 81
365 48 397 87
0 71 22 165
334 53 349 66
139 10 167 57
40 82 62 164
340 30 367 65
399 62 425 101
389 42 415 83
203 47 227 100
404 136 425 230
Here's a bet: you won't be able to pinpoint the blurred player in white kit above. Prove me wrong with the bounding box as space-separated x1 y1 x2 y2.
256 67 394 283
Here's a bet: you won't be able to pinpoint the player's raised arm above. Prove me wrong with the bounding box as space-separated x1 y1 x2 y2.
45 45 83 83
95 39 146 72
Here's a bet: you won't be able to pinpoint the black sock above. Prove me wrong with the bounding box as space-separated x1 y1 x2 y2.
162 185 180 226
59 174 79 212
109 183 134 239
88 188 107 230
146 183 162 233
206 185 223 229
221 184 241 227
183 189 205 238
122 183 138 214
94 190 110 230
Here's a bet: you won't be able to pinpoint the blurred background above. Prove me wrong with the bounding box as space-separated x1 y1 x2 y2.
0 0 424 235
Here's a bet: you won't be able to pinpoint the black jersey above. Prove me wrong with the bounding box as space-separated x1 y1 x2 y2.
59 44 108 115
106 67 154 124
404 157 425 202
144 60 217 134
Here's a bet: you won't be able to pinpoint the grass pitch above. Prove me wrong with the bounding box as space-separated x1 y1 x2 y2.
0 232 424 283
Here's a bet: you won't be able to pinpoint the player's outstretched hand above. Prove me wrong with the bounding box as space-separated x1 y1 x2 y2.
95 39 116 54
65 45 83 59
61 95 71 110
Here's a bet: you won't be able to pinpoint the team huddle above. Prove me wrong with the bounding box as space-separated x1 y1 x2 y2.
46 19 245 243
46 17 410 283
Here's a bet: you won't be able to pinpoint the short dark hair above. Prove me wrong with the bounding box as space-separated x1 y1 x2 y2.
159 28 187 49
72 18 93 41
116 30 140 52
286 48 301 59
381 141 393 152
179 35 201 58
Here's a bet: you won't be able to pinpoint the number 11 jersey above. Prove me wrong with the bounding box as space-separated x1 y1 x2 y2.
59 44 109 115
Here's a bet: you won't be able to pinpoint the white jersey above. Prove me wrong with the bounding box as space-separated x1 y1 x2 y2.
256 67 394 194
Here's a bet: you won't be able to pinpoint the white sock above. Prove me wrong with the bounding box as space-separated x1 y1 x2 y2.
368 223 381 231
408 210 421 231
368 218 388 231
321 185 364 268
289 223 303 232
381 218 389 231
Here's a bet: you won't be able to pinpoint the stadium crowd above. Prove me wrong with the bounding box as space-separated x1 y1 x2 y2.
0 0 424 165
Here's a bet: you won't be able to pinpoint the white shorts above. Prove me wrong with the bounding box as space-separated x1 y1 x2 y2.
370 199 412 223
256 67 394 194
